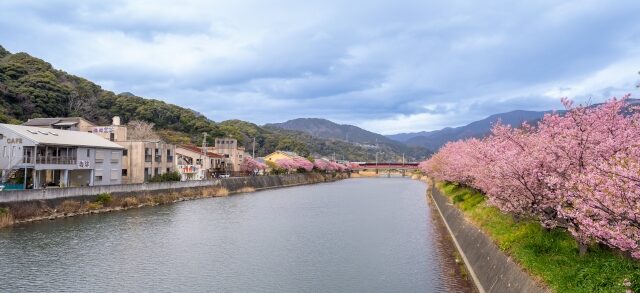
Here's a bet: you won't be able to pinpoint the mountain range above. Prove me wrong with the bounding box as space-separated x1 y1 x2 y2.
387 110 552 151
264 118 430 161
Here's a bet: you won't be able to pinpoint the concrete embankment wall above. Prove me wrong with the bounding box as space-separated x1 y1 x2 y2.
0 173 345 204
430 186 547 293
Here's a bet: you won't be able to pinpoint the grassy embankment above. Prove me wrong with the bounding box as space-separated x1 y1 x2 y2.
437 182 640 293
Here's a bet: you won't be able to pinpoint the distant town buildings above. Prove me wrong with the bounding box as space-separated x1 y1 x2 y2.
5 116 250 187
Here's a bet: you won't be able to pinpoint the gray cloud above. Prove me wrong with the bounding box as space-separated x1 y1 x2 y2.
1 0 639 134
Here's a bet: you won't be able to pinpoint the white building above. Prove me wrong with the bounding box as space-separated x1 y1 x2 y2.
0 124 125 189
175 145 226 181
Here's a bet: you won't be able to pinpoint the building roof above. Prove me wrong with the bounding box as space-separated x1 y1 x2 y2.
23 117 95 127
178 145 225 158
0 124 124 149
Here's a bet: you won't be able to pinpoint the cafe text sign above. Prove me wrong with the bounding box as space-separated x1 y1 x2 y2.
7 138 22 144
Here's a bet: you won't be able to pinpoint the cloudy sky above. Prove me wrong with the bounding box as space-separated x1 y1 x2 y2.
1 0 639 134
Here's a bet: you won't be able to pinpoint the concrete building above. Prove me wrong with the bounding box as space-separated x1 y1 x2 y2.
0 124 124 189
212 138 246 172
175 145 226 180
90 117 176 184
23 117 96 132
117 140 175 184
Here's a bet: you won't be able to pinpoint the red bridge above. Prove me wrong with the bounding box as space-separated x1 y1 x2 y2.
353 162 419 170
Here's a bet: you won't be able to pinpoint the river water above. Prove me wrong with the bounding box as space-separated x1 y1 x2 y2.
0 178 471 292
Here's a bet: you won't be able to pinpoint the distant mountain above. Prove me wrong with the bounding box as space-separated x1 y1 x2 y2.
390 110 552 151
265 118 391 144
264 118 431 161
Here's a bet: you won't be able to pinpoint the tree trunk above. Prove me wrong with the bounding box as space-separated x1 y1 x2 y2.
579 242 588 256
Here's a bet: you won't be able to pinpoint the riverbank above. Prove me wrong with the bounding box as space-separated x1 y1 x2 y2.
435 181 640 292
0 173 348 228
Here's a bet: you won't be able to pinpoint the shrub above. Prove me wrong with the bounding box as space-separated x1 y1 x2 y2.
148 171 181 183
84 202 102 210
0 212 13 228
94 193 113 205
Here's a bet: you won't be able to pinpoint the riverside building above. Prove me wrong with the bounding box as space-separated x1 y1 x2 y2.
175 145 227 180
0 124 125 189
90 117 176 184
212 138 248 173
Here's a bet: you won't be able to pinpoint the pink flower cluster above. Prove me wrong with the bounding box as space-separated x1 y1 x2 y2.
240 157 267 172
421 95 640 259
274 156 314 172
313 159 347 172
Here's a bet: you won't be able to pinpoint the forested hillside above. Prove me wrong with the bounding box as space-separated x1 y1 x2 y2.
0 45 426 161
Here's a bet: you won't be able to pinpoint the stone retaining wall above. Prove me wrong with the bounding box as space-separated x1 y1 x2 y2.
0 173 346 204
430 186 547 293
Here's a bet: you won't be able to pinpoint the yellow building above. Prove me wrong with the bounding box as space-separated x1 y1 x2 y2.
264 151 299 163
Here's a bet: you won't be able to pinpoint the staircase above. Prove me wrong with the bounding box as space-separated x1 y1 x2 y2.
1 155 25 183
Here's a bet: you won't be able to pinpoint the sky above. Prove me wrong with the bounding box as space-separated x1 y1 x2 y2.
1 0 639 134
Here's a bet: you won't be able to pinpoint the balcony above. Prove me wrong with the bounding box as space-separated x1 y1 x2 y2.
24 155 77 165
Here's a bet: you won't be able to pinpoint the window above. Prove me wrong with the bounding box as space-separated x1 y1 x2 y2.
154 168 159 175
122 169 128 176
109 133 115 141
95 176 103 182
110 169 119 180
111 151 120 163
145 148 152 162
123 149 128 156
166 168 170 173
86 149 90 157
95 150 104 163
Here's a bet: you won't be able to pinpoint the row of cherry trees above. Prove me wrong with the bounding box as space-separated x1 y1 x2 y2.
420 96 640 259
241 156 355 173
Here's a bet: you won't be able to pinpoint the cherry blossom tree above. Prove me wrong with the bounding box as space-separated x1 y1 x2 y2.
419 95 640 258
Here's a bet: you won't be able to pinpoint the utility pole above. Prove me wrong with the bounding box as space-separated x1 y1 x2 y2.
402 153 405 166
252 137 256 158
375 138 379 166
202 133 208 155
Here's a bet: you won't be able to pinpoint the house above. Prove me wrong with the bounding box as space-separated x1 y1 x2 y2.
23 117 96 132
212 138 247 172
89 117 176 184
175 145 226 181
264 150 300 163
0 124 125 189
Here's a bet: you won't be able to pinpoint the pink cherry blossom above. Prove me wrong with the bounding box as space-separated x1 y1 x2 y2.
420 95 640 258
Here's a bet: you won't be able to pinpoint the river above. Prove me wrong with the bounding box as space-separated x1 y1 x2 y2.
0 178 472 292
